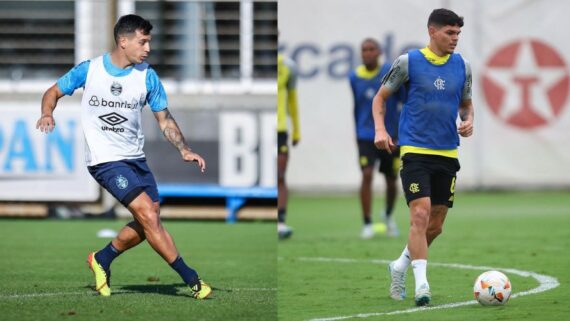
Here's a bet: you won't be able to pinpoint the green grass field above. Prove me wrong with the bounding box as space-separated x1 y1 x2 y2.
278 192 570 321
0 219 276 321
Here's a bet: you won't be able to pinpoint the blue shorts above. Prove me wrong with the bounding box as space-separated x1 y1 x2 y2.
88 158 159 207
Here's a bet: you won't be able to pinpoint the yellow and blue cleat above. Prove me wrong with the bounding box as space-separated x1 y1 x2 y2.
87 252 111 297
190 279 212 299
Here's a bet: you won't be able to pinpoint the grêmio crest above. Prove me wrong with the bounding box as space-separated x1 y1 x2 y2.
110 82 123 96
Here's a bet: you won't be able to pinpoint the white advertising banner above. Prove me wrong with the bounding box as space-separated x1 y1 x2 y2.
279 0 570 190
219 111 277 187
0 103 99 201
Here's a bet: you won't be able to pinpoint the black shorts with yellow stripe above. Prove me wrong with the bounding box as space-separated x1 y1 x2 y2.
400 153 460 208
357 140 400 178
278 131 289 154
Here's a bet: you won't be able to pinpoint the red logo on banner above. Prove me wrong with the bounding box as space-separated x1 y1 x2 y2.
482 39 569 129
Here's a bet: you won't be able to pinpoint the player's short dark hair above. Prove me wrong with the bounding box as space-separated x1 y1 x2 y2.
114 14 153 44
428 8 464 28
361 38 381 51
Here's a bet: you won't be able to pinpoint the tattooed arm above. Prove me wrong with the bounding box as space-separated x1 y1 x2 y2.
458 60 474 138
154 108 206 172
372 54 408 153
458 99 474 137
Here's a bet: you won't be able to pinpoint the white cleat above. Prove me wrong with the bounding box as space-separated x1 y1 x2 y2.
360 224 374 239
414 283 431 306
278 223 293 240
388 261 406 300
386 219 400 237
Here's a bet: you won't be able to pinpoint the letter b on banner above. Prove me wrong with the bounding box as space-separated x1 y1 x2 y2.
219 112 276 187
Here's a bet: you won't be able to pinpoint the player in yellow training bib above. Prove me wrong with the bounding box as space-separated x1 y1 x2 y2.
277 53 300 240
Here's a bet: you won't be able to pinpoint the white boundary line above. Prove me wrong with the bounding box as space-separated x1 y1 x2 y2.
291 257 560 321
0 287 276 299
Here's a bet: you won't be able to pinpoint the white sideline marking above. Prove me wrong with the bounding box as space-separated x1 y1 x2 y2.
230 287 277 291
293 257 560 321
0 287 276 299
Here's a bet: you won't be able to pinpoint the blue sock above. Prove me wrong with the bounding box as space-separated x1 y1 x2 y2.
94 242 121 271
169 256 200 287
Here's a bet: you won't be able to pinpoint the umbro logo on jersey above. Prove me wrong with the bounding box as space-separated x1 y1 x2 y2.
434 77 446 90
110 82 123 96
99 112 128 126
99 112 127 133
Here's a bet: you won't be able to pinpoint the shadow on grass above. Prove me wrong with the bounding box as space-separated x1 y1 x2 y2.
116 283 185 297
121 283 215 300
83 283 217 299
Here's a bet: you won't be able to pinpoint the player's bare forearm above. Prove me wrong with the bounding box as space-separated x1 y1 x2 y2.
37 84 64 133
372 86 395 152
155 109 190 153
154 109 206 171
372 94 386 132
458 99 474 137
41 85 63 114
372 86 393 132
459 99 474 122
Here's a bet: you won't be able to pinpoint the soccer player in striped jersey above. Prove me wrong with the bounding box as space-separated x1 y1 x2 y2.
372 9 474 306
36 15 211 299
349 38 404 239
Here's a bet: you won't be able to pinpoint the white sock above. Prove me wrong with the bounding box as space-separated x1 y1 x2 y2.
393 246 411 272
411 259 428 292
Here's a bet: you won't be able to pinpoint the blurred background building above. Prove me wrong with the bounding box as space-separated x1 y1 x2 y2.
279 0 570 193
0 0 277 220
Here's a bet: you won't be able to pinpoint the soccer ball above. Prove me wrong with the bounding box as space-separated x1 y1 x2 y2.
372 222 387 234
473 270 512 306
